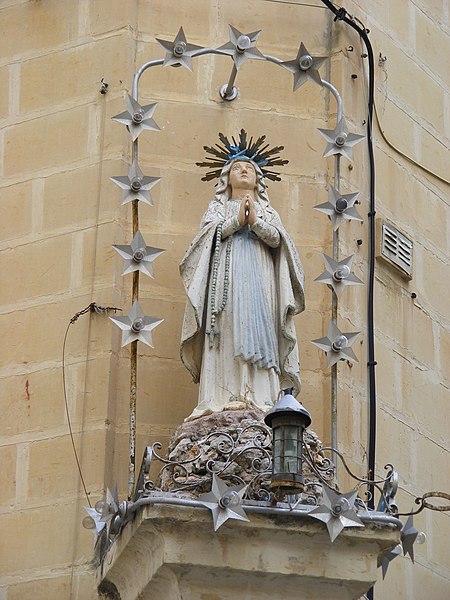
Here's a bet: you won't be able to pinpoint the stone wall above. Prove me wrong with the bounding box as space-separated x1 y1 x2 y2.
0 1 448 598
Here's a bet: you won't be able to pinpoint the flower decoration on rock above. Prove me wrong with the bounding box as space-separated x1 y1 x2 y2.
112 95 160 142
217 25 265 70
308 486 364 542
110 300 163 348
156 26 204 72
113 230 165 278
198 473 249 531
311 321 360 367
110 159 161 206
315 254 363 298
317 116 365 162
314 185 362 230
281 42 327 91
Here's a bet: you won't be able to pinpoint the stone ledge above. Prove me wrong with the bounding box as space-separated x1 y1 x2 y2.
98 503 400 600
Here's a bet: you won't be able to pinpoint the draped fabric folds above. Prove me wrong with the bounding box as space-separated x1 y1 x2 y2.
180 196 305 421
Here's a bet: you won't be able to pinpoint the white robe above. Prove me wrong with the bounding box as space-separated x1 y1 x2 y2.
180 196 305 420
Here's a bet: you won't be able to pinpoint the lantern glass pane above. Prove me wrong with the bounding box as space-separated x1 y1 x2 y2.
273 433 282 473
284 425 299 473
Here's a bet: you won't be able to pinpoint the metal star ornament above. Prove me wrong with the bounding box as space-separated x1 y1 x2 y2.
315 254 363 298
308 486 364 542
110 159 160 206
401 515 419 562
110 300 163 348
82 486 120 539
317 116 365 161
314 185 362 230
381 543 403 579
217 25 265 70
113 230 165 278
156 26 204 71
112 95 160 142
281 42 327 91
198 474 249 531
311 321 360 367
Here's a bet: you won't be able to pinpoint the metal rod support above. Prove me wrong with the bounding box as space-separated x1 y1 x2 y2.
128 142 140 498
221 65 238 100
331 154 341 474
128 494 403 529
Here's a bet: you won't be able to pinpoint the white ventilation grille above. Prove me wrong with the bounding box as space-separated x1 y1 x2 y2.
378 220 413 279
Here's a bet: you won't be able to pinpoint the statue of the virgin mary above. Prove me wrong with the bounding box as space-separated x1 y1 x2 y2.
180 131 305 421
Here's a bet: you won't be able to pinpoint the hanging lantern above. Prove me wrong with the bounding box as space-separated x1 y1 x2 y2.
264 389 312 494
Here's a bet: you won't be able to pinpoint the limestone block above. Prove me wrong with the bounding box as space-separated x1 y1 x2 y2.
139 0 215 40
101 95 136 159
19 34 133 114
439 327 450 385
0 233 72 305
66 354 121 428
133 357 197 426
234 110 329 178
88 0 137 36
373 96 416 167
5 575 80 600
412 0 446 24
215 0 330 53
415 9 449 86
283 181 331 248
419 249 449 319
0 293 113 369
372 29 445 133
0 445 16 507
42 159 122 233
410 557 450 600
402 362 449 446
6 572 98 600
419 127 449 187
377 407 414 486
0 65 9 119
387 0 413 46
137 100 236 169
0 181 34 242
401 304 436 370
74 222 118 290
27 430 107 502
0 0 78 59
415 434 450 492
429 510 450 572
374 339 401 406
0 502 89 574
374 147 448 251
3 105 90 177
0 367 66 438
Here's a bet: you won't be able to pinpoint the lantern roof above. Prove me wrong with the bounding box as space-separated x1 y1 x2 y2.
264 391 312 428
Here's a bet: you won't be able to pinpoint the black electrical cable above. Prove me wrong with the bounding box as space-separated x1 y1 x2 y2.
320 3 377 599
319 0 377 505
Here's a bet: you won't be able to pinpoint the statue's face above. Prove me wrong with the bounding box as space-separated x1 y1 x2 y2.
229 161 257 192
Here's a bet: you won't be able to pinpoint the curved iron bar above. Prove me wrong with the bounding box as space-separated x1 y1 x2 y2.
131 44 343 123
397 492 450 517
320 448 395 486
150 441 205 466
234 424 272 448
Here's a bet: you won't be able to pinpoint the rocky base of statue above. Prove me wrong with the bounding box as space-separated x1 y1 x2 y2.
158 405 334 503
